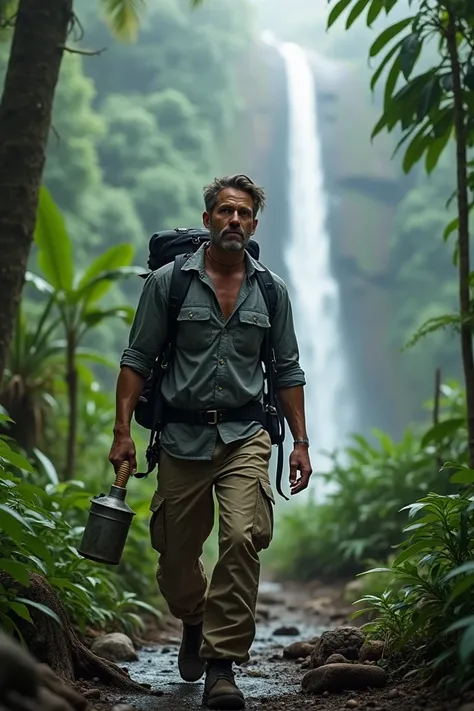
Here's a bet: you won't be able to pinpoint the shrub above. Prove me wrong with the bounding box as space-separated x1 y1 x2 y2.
354 466 474 691
266 382 467 580
0 413 161 639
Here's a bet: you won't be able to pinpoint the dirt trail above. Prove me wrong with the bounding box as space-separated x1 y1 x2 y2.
88 580 465 711
90 580 348 710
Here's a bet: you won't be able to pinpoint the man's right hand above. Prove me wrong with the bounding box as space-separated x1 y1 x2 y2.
109 427 137 474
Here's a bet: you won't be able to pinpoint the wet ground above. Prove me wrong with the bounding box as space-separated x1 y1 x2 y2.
87 580 470 711
105 581 331 710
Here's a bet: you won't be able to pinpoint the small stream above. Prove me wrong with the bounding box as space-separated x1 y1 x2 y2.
118 582 329 710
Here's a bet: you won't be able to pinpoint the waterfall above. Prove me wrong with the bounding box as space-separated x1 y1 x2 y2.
277 41 355 491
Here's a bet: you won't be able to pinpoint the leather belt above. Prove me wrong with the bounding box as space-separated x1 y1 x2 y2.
163 402 266 426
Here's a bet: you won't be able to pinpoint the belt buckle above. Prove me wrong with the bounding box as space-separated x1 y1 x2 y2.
206 410 218 425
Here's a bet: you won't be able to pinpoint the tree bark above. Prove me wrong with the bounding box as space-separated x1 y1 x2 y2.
446 14 474 469
0 0 73 391
65 332 77 480
1 572 154 695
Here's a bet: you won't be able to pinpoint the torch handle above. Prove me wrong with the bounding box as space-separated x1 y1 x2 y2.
114 461 131 489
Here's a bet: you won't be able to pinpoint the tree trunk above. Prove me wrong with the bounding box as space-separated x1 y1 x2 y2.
0 0 73 391
446 15 474 469
0 572 155 695
65 332 77 480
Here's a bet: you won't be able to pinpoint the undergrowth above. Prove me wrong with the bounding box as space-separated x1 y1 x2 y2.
0 413 161 639
354 466 474 691
266 382 466 580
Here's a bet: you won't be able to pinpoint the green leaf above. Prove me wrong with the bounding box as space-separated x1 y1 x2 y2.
460 624 474 663
0 504 33 543
81 306 135 330
34 186 74 292
367 0 384 26
14 597 62 627
446 615 474 633
75 349 117 369
444 561 474 582
391 540 431 567
400 33 421 80
383 53 402 110
76 243 134 303
346 0 371 28
74 266 143 305
448 574 474 602
444 217 459 241
125 599 162 618
100 0 144 41
32 448 59 486
327 0 353 28
0 558 30 586
402 130 430 173
417 76 442 121
369 17 414 58
425 129 452 174
370 38 404 92
22 533 52 567
8 601 33 624
450 468 474 485
421 418 465 448
0 440 33 472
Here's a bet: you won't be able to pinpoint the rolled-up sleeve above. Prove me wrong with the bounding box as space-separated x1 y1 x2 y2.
120 271 168 378
272 279 306 389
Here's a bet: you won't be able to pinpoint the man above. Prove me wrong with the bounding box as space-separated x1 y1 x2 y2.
109 174 312 710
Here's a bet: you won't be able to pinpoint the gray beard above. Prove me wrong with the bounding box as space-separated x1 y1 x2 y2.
210 229 249 253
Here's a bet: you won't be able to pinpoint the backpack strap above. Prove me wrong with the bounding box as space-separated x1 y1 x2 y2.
254 267 278 322
254 267 288 501
136 254 193 478
164 254 194 361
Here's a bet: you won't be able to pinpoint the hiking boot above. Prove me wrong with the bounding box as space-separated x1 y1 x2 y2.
202 660 245 710
178 621 205 682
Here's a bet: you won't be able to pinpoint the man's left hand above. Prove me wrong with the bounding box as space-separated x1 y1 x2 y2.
289 445 312 495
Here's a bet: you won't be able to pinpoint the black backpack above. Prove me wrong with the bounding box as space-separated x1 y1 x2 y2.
133 227 287 499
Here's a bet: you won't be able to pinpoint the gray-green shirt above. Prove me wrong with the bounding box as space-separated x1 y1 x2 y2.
120 243 305 460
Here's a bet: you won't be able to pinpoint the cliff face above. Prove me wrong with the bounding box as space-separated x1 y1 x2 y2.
225 40 415 438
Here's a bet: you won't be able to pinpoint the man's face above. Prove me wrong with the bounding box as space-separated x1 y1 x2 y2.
203 187 258 252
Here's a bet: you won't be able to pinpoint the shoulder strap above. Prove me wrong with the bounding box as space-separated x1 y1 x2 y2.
254 266 288 501
254 266 277 323
137 255 193 479
166 254 193 351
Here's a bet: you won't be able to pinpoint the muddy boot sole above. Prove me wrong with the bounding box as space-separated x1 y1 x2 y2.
202 692 245 710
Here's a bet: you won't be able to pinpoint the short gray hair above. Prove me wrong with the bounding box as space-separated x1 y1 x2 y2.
203 174 266 217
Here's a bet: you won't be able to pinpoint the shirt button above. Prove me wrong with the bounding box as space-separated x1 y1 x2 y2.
253 316 258 323
218 386 223 391
219 359 225 365
188 311 194 319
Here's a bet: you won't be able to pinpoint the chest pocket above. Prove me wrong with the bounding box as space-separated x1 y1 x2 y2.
176 306 212 351
232 309 271 357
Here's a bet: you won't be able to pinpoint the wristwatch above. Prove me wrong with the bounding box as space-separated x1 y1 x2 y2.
293 438 310 447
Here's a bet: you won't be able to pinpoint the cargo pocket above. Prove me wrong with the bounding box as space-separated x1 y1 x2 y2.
149 490 166 553
252 477 275 552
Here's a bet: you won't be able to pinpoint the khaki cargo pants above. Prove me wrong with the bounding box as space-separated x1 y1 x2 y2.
148 428 275 665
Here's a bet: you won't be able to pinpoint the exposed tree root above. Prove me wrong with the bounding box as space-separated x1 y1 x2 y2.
1 572 153 695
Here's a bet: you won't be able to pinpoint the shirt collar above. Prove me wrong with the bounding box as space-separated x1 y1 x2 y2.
181 241 265 276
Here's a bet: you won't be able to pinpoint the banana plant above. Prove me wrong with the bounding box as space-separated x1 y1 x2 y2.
0 300 63 452
27 185 142 480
